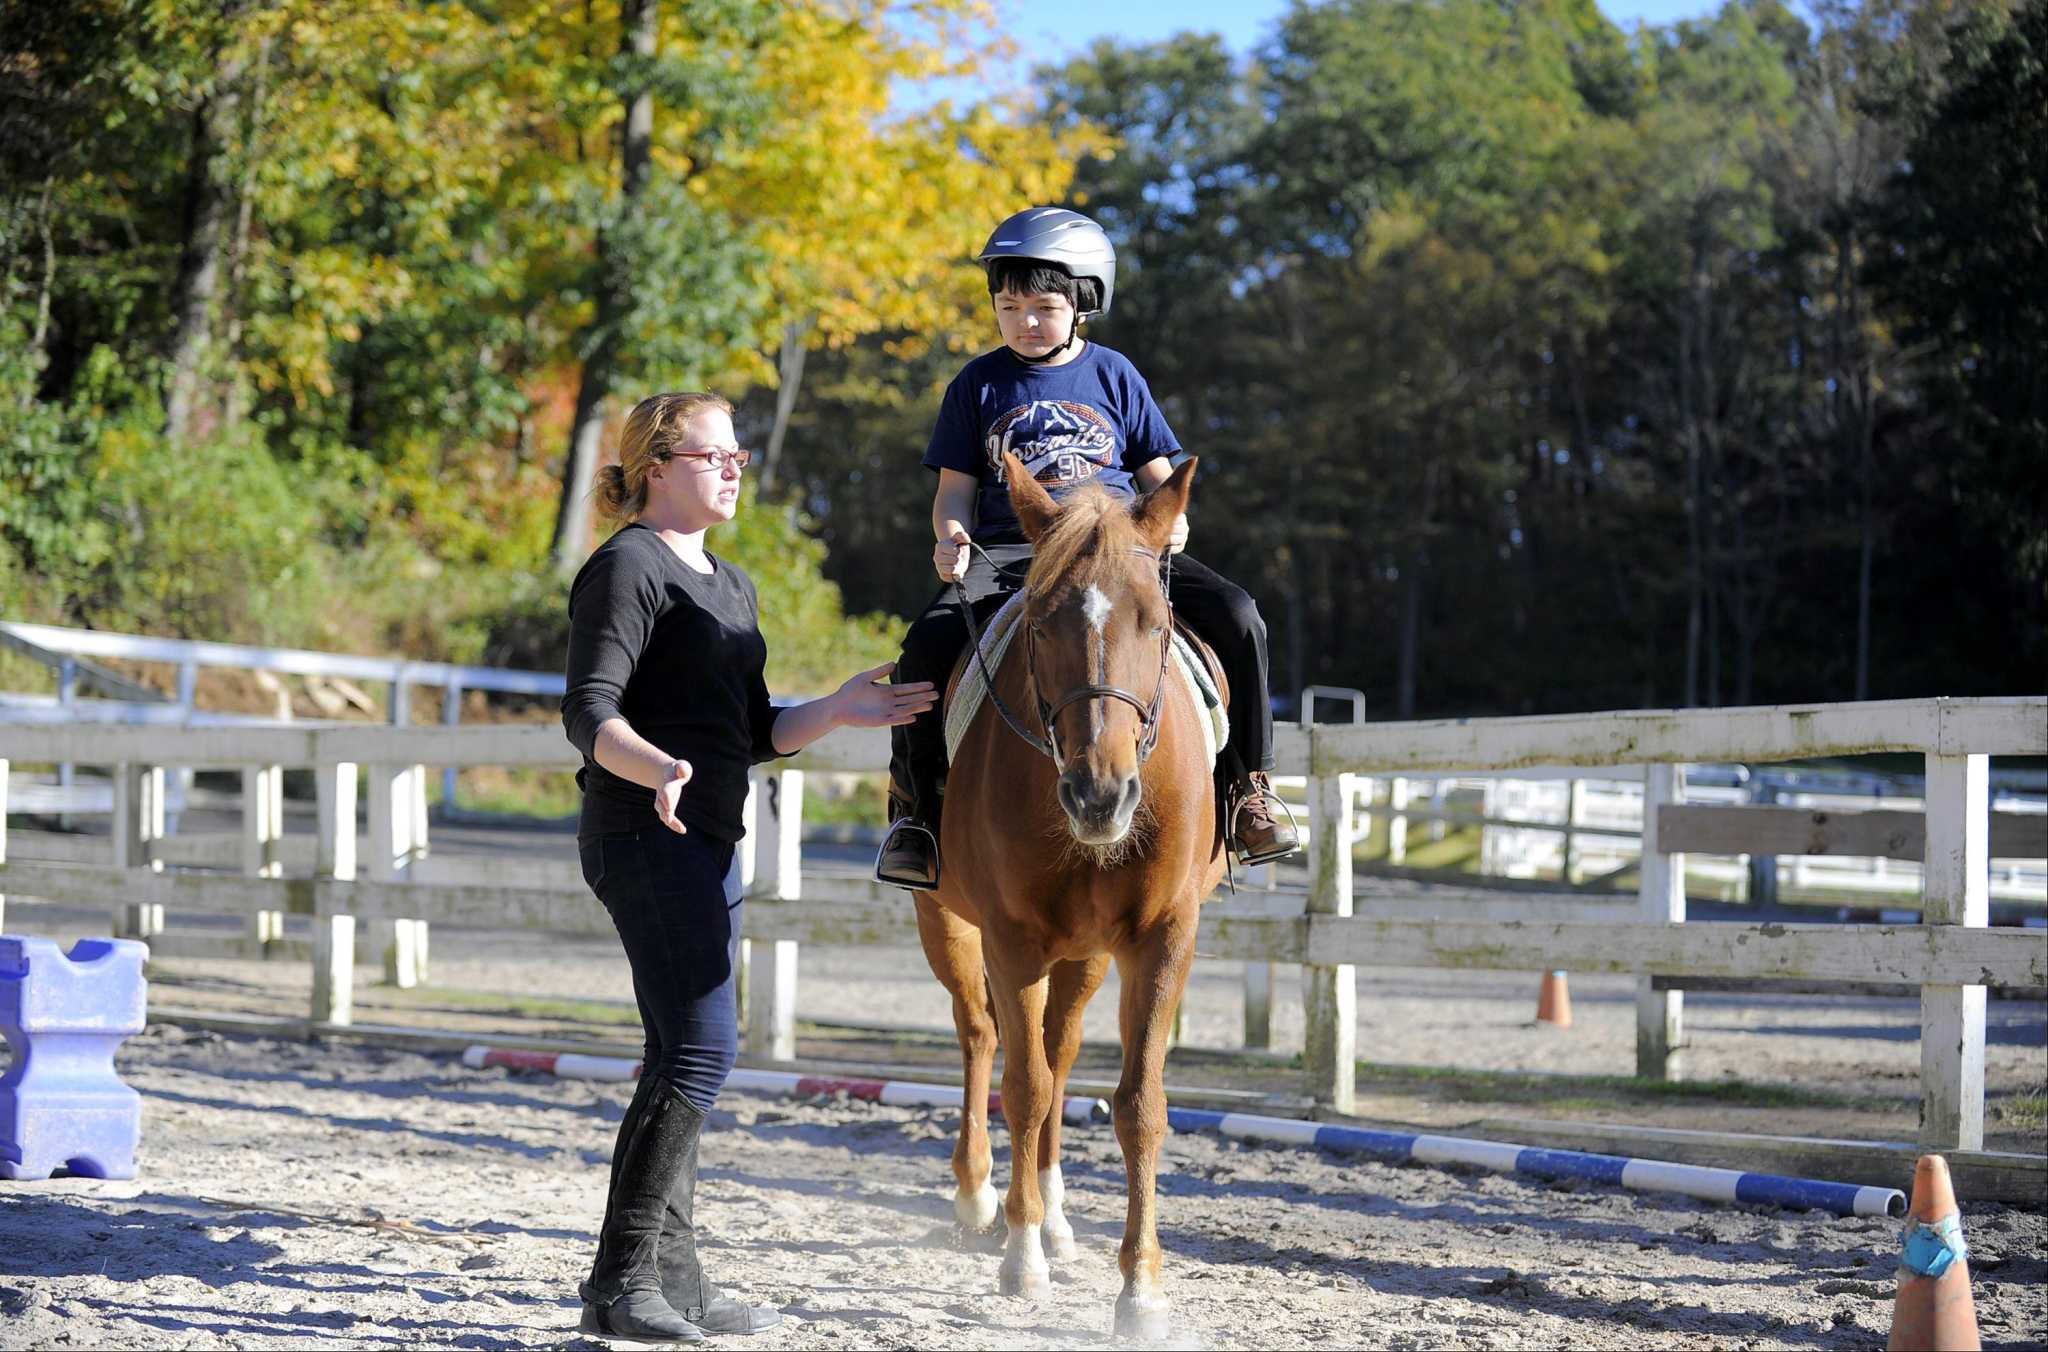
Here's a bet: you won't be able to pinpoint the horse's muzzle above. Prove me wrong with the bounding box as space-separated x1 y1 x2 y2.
1057 768 1142 844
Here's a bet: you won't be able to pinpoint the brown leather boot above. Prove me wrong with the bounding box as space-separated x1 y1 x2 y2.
875 788 940 890
1230 772 1300 865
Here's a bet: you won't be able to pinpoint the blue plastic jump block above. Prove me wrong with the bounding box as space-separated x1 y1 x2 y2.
0 935 149 1181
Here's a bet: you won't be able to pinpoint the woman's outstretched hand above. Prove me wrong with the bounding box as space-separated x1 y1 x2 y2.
835 662 938 728
654 757 693 834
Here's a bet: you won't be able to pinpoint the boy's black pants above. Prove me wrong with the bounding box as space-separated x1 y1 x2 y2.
888 551 1274 817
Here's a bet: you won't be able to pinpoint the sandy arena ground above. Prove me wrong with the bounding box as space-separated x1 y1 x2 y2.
3 1023 2045 1352
4 831 2046 1349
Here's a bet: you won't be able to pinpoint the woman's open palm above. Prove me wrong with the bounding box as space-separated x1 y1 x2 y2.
836 662 938 728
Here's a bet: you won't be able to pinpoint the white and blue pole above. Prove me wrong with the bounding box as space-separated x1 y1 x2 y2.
1165 1108 1906 1219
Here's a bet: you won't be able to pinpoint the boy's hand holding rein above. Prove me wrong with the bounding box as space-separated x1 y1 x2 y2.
934 529 972 582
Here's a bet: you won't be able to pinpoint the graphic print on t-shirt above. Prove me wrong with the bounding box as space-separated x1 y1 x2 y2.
985 399 1120 487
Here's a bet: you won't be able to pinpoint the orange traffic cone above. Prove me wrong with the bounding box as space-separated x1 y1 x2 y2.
1535 970 1572 1028
1888 1154 1981 1351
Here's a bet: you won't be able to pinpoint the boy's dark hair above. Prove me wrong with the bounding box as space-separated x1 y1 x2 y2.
986 257 1098 312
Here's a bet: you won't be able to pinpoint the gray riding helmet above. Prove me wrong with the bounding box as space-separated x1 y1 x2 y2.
977 207 1117 319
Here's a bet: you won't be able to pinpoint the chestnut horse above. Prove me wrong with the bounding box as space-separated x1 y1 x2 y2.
912 452 1225 1338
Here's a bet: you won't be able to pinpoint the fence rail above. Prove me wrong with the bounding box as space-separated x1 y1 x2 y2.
3 693 2043 1154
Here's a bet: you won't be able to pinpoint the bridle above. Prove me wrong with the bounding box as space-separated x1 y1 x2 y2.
957 540 1175 772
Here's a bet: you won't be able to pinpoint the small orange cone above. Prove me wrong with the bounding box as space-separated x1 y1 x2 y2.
1535 970 1572 1028
1888 1154 1981 1351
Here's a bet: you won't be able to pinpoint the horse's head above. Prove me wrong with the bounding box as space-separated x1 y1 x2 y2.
1003 451 1198 847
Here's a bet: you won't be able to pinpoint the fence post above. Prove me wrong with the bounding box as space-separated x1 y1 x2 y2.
111 763 164 871
1636 763 1685 1080
1242 862 1275 1049
1920 752 1988 1151
747 768 801 1062
441 682 463 813
1304 764 1357 1114
1561 778 1584 883
55 658 76 828
1385 776 1409 866
243 764 285 951
111 763 166 939
1746 780 1779 907
367 762 424 987
312 761 359 1025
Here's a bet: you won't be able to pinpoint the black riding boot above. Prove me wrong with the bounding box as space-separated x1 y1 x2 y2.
657 1107 782 1334
579 1078 707 1345
875 722 943 890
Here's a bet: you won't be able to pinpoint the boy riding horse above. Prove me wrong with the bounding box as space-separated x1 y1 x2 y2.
877 206 1298 890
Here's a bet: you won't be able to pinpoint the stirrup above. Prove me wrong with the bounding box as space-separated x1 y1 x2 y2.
874 817 941 891
1228 790 1303 868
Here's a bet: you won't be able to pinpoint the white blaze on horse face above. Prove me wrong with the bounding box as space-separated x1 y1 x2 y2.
1081 584 1113 635
1082 584 1113 738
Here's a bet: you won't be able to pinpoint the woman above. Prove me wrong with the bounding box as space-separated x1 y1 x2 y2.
561 391 936 1343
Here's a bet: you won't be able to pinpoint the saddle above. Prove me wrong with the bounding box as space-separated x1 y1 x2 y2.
943 591 1228 766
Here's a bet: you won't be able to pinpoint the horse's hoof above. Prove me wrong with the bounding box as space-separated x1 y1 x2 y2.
1113 1287 1172 1341
954 1180 999 1231
1044 1222 1079 1262
951 1223 1005 1254
999 1259 1053 1300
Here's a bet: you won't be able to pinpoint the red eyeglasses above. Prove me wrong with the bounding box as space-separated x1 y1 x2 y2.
665 447 753 471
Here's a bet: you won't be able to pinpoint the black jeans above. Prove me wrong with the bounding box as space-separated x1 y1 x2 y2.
578 827 741 1112
888 550 1275 813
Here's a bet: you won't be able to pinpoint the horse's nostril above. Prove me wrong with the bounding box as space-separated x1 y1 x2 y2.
1118 775 1141 817
1057 778 1082 821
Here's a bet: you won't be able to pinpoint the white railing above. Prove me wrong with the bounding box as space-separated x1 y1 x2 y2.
2 695 2043 1153
0 620 562 813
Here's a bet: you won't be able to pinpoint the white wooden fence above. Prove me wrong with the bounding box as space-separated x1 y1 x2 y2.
2 695 2043 1153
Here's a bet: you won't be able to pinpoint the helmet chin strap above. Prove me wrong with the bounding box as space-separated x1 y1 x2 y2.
1014 314 1082 365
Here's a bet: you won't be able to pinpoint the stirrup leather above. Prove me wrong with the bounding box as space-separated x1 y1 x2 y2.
1227 788 1303 868
874 816 941 890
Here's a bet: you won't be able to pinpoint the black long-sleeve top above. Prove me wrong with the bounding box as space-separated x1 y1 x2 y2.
561 523 783 842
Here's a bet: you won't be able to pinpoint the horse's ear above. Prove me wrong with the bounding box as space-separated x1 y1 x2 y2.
1004 452 1060 543
1132 456 1197 551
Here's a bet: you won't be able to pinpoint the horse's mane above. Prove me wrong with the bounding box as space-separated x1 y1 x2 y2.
1022 486 1142 598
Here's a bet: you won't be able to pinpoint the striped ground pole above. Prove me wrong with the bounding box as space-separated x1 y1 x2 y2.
1165 1108 1907 1220
461 1047 1108 1126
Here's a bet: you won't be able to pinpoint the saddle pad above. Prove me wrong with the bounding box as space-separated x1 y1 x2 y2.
945 594 1228 767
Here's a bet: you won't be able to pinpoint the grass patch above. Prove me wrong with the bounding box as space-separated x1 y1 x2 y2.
1384 825 1482 872
1351 1059 1882 1111
366 984 641 1027
439 766 581 819
1995 1091 2047 1131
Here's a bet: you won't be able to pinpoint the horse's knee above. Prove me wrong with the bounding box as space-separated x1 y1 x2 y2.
1111 1083 1160 1138
956 999 997 1058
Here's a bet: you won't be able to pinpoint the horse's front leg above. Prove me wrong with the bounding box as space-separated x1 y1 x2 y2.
1037 955 1110 1261
985 946 1055 1298
1110 916 1198 1340
913 896 998 1233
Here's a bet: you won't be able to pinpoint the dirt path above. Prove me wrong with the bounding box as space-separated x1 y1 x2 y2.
4 1026 2044 1351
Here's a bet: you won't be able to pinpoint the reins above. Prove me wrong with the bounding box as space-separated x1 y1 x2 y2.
953 538 1177 771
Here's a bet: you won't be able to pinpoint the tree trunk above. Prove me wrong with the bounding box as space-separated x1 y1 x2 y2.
220 36 272 430
551 0 659 572
1395 460 1438 720
757 318 810 494
164 22 251 445
1854 402 1876 700
22 178 54 408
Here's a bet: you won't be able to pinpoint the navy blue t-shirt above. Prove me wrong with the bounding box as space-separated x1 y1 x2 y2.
922 342 1181 545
